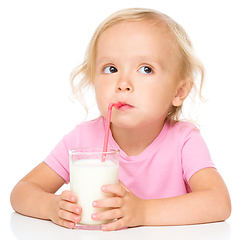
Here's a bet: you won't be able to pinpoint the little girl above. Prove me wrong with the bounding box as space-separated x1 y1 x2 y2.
10 8 231 231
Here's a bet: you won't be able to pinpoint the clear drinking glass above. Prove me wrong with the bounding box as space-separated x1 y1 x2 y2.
69 148 119 230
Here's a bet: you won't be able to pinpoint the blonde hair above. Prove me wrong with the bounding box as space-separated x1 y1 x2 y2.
70 8 205 124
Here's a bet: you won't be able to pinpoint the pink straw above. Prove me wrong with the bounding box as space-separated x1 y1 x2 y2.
101 102 122 162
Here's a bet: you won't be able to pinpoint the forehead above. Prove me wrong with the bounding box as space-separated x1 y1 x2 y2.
96 20 180 67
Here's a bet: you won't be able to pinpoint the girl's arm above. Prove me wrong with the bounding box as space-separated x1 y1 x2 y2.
143 168 231 226
92 168 231 231
10 162 82 228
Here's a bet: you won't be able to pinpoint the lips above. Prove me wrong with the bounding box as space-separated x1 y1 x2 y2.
116 102 134 109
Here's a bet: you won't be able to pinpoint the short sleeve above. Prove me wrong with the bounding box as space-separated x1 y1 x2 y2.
182 128 216 186
43 125 81 184
44 137 70 183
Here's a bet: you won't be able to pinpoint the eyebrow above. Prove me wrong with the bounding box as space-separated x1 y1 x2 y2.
133 55 162 65
96 57 116 66
96 55 163 67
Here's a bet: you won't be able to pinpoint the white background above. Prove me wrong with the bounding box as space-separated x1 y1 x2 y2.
1 0 245 239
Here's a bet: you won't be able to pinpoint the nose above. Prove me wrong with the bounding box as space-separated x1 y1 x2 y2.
116 76 134 92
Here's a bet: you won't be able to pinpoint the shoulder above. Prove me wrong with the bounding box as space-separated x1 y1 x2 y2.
75 116 105 132
76 116 104 128
63 117 105 148
154 121 201 155
166 121 199 140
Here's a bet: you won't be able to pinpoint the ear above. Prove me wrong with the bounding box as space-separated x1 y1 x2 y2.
172 80 192 107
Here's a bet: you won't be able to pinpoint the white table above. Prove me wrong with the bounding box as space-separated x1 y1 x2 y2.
3 181 245 240
3 212 235 240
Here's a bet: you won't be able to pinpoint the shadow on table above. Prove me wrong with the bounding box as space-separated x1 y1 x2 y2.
10 212 231 240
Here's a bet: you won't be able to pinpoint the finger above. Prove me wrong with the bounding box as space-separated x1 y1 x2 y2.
102 218 126 231
92 208 123 222
61 190 77 202
57 217 76 229
102 184 127 197
93 197 123 208
59 200 82 214
58 209 81 223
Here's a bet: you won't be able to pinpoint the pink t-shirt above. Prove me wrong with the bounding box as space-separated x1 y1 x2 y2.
44 117 215 199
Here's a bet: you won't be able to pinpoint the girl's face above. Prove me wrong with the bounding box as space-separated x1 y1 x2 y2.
94 20 185 130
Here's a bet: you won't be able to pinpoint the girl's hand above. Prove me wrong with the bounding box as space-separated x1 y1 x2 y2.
49 190 82 229
91 181 146 231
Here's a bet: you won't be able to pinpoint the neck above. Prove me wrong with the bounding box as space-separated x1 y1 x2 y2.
110 121 165 156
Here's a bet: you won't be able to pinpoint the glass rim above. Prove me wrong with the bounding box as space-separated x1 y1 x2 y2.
69 148 120 156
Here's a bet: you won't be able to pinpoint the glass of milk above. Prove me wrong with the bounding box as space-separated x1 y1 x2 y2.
69 148 119 230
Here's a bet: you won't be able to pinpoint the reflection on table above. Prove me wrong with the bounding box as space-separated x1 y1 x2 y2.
10 212 231 240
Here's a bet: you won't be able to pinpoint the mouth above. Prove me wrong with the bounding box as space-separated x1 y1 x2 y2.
116 102 134 109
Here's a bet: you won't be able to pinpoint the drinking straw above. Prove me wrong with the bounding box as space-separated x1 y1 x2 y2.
101 102 122 162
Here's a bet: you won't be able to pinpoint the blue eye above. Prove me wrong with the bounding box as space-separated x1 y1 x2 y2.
103 66 118 74
139 66 153 74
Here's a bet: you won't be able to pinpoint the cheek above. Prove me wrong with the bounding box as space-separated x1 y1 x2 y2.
94 80 113 118
94 77 112 94
95 89 106 117
145 82 175 111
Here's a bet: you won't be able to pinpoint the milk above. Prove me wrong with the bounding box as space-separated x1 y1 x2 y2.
70 159 119 225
